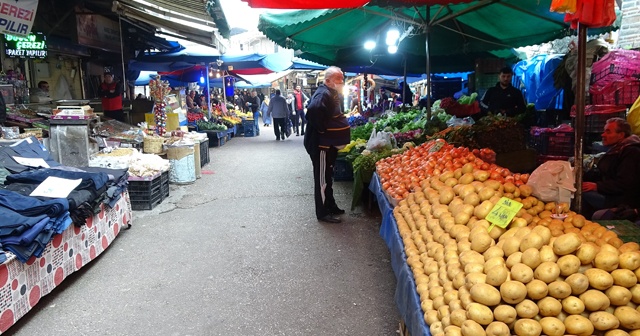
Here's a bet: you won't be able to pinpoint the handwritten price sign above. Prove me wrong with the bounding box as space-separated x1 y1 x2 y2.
487 197 523 230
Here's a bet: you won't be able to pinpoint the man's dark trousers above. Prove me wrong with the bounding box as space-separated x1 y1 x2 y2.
310 146 338 219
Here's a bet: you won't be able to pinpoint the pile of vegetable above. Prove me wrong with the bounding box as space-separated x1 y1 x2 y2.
196 120 227 131
379 139 640 336
432 115 526 154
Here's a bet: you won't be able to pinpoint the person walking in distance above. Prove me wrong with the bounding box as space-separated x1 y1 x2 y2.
304 66 350 223
266 89 290 141
245 90 261 136
99 71 124 121
260 97 271 127
293 85 309 136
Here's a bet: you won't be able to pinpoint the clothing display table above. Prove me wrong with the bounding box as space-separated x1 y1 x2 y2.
0 191 132 333
369 174 430 336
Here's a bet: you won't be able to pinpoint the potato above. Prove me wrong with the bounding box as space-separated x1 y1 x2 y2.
511 263 534 283
564 314 595 336
611 269 638 288
505 251 523 268
483 246 504 261
513 319 542 336
538 296 562 316
465 273 487 290
557 254 581 277
526 279 548 300
553 232 582 255
565 273 590 295
500 280 527 304
493 304 517 324
520 248 542 269
461 320 486 336
607 330 631 336
619 251 640 270
619 242 640 253
585 268 614 290
484 257 505 273
590 311 620 331
450 309 467 327
502 237 522 257
534 261 561 283
540 317 566 336
486 265 509 287
562 296 586 315
614 306 640 329
547 280 572 299
595 251 621 272
471 233 493 253
520 232 544 251
516 299 539 318
580 289 611 311
483 321 509 336
601 243 621 255
431 321 445 335
467 302 494 325
632 284 640 304
577 242 599 264
539 245 558 263
470 283 501 306
606 285 633 306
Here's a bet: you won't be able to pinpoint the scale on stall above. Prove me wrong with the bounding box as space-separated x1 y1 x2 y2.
48 100 99 167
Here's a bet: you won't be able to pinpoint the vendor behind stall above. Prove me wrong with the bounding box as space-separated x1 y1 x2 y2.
480 67 526 117
582 118 640 218
98 71 124 122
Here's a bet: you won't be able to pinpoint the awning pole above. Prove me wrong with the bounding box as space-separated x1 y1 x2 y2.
119 16 128 101
222 72 227 106
425 5 432 119
206 64 212 119
574 23 587 213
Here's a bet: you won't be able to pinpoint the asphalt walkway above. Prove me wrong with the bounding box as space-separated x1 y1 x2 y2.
9 127 398 335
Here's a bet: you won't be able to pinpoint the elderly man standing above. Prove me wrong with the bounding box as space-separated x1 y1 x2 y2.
582 117 640 218
304 66 351 223
267 89 290 141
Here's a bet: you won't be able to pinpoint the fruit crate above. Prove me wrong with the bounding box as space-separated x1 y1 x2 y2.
334 156 353 181
128 172 165 210
593 220 640 243
242 120 255 137
199 139 210 167
571 105 627 133
530 131 574 156
536 154 570 166
160 170 170 199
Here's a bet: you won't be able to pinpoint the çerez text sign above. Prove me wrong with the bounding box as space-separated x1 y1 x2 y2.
4 32 47 58
0 0 39 37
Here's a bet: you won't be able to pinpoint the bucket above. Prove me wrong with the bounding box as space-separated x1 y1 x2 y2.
167 145 195 184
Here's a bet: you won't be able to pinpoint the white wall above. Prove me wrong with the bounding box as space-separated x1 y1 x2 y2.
618 0 640 49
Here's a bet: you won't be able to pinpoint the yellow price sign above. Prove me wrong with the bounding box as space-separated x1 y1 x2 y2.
486 197 523 230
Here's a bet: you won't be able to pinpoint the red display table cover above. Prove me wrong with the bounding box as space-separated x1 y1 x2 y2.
0 191 132 334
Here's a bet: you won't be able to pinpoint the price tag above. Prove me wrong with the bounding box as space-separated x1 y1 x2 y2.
486 197 523 231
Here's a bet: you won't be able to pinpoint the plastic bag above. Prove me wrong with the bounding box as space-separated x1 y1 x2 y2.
527 160 576 204
446 116 475 127
366 128 394 151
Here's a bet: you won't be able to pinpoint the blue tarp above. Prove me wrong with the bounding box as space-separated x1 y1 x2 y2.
369 174 430 336
513 54 564 110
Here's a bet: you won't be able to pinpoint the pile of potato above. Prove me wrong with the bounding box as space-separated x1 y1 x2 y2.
394 172 640 336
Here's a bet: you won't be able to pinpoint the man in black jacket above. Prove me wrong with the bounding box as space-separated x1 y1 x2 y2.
480 67 525 117
245 90 261 136
304 66 351 223
582 118 640 218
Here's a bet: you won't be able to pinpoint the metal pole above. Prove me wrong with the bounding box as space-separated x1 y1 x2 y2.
574 23 587 213
205 64 211 119
403 56 408 109
118 16 128 100
222 72 227 107
425 5 432 119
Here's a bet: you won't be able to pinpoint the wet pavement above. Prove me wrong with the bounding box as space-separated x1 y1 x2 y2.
9 126 399 335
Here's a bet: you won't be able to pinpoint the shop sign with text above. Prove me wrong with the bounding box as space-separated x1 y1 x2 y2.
76 11 120 52
0 0 38 37
4 32 46 58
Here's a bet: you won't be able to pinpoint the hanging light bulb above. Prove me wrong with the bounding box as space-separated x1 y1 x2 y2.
216 71 221 78
209 69 214 77
200 75 205 84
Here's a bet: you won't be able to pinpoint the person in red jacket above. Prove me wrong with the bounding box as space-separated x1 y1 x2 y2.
99 71 124 122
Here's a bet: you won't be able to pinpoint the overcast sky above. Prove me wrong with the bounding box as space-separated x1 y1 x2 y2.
219 0 263 30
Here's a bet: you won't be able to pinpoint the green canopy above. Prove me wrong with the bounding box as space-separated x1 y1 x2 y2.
259 0 619 74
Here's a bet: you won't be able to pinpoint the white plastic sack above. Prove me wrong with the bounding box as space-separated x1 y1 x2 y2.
366 128 395 151
527 160 576 204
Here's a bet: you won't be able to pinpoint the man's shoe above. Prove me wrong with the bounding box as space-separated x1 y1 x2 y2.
330 208 346 215
301 132 305 135
296 133 300 136
318 215 341 223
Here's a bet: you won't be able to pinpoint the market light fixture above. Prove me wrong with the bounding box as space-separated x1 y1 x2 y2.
386 27 400 46
388 45 398 54
200 75 205 84
364 40 376 50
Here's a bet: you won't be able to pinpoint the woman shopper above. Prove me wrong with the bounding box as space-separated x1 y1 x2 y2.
260 97 271 127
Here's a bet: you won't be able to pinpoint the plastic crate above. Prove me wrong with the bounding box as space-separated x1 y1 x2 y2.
616 80 640 105
590 62 640 86
333 156 353 181
242 120 255 137
199 139 209 166
128 173 165 210
536 154 570 166
160 170 170 199
571 105 627 133
540 131 574 156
